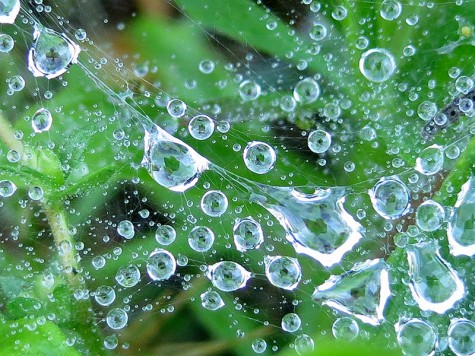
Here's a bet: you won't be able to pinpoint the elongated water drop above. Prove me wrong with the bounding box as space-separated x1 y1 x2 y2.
312 259 391 326
448 176 475 256
28 25 80 79
406 241 464 314
257 187 363 267
142 124 209 192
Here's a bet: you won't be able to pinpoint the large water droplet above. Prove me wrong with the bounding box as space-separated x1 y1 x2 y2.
201 190 228 217
188 226 215 252
239 80 261 101
146 248 176 281
188 115 215 140
415 145 444 175
406 241 465 314
142 124 209 192
259 187 363 267
264 255 301 290
206 261 251 292
243 141 276 174
448 318 475 356
115 264 141 288
416 200 445 232
293 78 321 104
380 0 402 21
281 312 301 333
155 224 176 246
359 48 396 82
332 317 359 341
0 180 16 197
307 129 332 153
106 308 128 330
0 0 20 24
117 220 135 239
448 176 475 256
94 285 116 306
312 259 391 326
200 290 225 310
28 26 80 79
32 108 53 133
396 319 438 356
0 33 14 52
233 217 264 251
369 177 410 219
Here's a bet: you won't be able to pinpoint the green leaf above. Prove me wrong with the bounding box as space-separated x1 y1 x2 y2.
0 318 81 356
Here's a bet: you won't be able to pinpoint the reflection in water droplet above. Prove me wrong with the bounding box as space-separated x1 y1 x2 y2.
201 190 228 217
307 129 332 153
415 145 444 176
448 318 475 356
380 0 402 21
259 187 363 267
188 226 215 252
359 48 396 82
142 124 209 192
207 261 251 292
252 338 267 354
448 176 475 256
155 224 176 245
0 180 16 197
370 177 410 219
117 220 135 239
28 25 80 79
332 317 359 341
293 77 321 104
295 334 314 355
115 264 140 288
406 241 464 314
146 248 176 281
396 319 438 356
312 259 391 326
233 217 264 251
107 308 128 330
243 141 276 174
189 115 215 140
265 255 301 290
416 200 445 232
32 108 53 133
281 312 301 333
200 290 225 310
0 33 14 52
0 0 20 24
94 285 116 306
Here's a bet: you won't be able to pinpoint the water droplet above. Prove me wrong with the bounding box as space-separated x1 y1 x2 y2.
239 80 261 101
280 95 297 112
188 226 215 252
188 115 215 140
28 186 44 201
201 190 228 217
199 59 215 74
206 261 251 292
94 285 116 306
281 313 301 332
448 319 475 356
294 334 314 355
200 290 225 310
380 0 402 21
146 248 176 281
243 141 276 174
104 335 118 350
92 256 106 269
0 33 14 52
417 101 437 121
369 177 410 219
0 180 16 197
166 99 187 118
28 26 80 79
264 255 301 290
415 145 444 175
32 108 53 133
117 220 135 239
406 241 465 314
312 259 391 325
359 48 396 82
115 264 141 288
448 176 475 256
142 124 209 192
396 319 438 356
261 187 363 267
293 78 321 104
74 28 87 41
331 5 347 20
233 217 264 251
106 308 128 330
252 338 267 353
8 75 24 91
309 23 327 41
308 129 332 153
0 0 20 24
155 224 176 245
332 317 359 341
416 200 445 232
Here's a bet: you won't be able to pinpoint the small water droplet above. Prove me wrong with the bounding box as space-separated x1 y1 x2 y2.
106 308 128 330
369 177 410 219
293 78 320 104
188 226 215 252
206 261 251 292
188 115 215 140
200 290 225 310
117 220 135 239
359 48 396 82
243 141 276 174
265 255 301 290
415 145 444 175
281 313 301 332
0 180 16 197
307 129 332 153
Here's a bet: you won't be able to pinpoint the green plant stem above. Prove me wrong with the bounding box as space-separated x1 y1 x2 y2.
0 113 104 353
